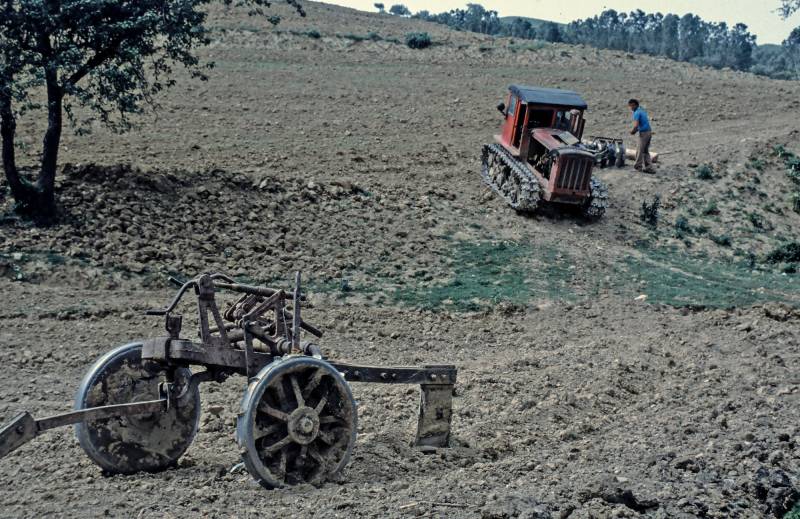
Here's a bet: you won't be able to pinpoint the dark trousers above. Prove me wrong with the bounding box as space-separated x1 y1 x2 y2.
635 131 652 170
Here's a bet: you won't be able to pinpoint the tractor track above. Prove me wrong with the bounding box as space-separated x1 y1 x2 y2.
481 143 608 219
481 143 542 212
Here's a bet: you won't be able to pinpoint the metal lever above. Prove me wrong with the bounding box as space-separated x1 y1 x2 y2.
146 279 197 316
292 271 301 350
169 276 187 287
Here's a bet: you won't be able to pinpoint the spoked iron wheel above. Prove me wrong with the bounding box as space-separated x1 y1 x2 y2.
74 342 201 474
237 357 357 489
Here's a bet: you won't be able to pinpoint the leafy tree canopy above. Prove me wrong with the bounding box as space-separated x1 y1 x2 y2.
781 0 800 17
0 0 303 221
388 4 410 16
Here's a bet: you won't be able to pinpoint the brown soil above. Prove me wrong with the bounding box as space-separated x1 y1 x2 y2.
1 2 799 518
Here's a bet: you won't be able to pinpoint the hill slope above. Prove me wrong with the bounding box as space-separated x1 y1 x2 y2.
1 2 799 518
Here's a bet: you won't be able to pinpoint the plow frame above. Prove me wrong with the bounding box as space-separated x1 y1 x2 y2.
0 272 457 461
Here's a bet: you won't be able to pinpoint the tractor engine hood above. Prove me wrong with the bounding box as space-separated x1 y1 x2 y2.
532 128 595 158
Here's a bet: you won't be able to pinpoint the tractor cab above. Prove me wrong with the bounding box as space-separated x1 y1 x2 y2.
496 85 588 153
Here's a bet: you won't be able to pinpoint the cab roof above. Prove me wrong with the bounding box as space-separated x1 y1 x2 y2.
509 85 588 110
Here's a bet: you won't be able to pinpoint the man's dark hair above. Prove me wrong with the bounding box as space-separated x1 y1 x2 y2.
628 99 640 107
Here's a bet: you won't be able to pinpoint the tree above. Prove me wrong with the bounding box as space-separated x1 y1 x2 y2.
374 3 385 13
678 13 705 62
661 14 680 59
542 22 562 43
642 12 664 55
781 0 800 17
509 18 536 40
751 44 796 79
389 4 410 16
729 23 756 70
784 27 800 76
0 0 304 223
626 9 649 54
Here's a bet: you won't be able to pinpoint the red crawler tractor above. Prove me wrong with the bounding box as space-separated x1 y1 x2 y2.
481 85 612 218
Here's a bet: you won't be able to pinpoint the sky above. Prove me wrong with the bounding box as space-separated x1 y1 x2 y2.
324 0 800 45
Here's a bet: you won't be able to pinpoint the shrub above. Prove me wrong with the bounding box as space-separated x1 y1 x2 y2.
341 32 366 41
673 215 692 240
710 234 732 247
306 29 321 39
765 242 800 263
695 164 714 180
640 194 660 228
773 144 790 158
788 156 800 175
405 32 432 49
702 200 719 215
341 32 383 42
747 157 767 171
779 151 800 213
674 215 691 233
694 224 709 235
747 211 766 230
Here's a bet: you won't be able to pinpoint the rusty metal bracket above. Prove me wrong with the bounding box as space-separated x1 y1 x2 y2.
141 336 171 362
328 363 457 385
329 362 457 448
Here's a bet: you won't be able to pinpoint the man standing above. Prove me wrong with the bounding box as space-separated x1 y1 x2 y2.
629 99 655 173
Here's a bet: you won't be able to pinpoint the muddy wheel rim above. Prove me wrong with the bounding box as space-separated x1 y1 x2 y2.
237 356 357 488
74 342 201 474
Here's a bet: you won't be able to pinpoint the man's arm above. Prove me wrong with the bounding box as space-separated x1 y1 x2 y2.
630 112 639 135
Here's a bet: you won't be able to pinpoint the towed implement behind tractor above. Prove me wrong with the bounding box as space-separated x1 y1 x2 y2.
482 85 616 219
0 273 457 489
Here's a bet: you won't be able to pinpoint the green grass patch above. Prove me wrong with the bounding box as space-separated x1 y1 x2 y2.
305 237 800 312
784 502 800 519
508 40 548 52
393 240 575 311
621 246 799 308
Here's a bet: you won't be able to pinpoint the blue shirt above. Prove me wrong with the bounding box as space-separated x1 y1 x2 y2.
633 107 652 133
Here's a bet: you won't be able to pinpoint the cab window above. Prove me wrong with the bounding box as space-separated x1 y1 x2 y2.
555 111 570 130
507 96 517 117
528 108 554 128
